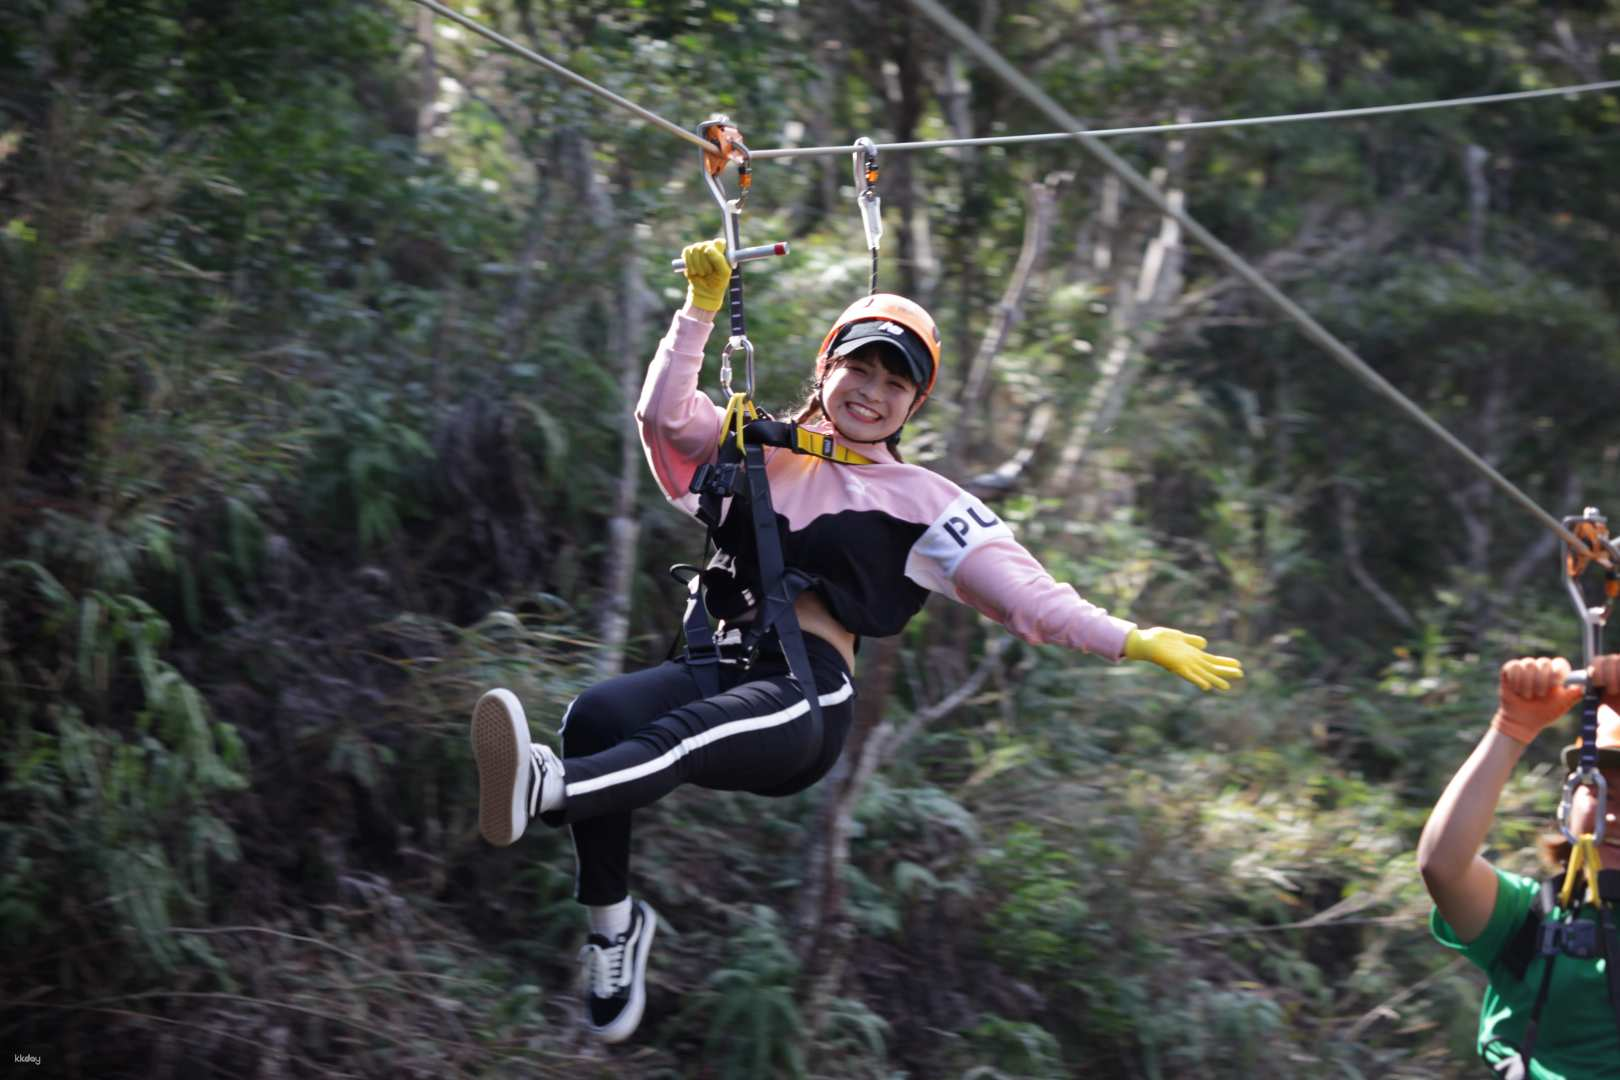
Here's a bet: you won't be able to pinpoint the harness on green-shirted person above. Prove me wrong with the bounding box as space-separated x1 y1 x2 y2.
1494 508 1620 1075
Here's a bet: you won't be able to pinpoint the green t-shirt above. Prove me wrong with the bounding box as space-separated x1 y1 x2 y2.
1430 866 1619 1079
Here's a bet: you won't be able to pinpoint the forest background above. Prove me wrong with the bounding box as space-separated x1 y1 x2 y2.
3 1 1619 1077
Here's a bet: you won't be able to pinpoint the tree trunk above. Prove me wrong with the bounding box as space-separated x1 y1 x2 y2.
958 174 1066 459
597 248 652 677
798 635 1002 1034
1052 133 1189 498
415 4 438 143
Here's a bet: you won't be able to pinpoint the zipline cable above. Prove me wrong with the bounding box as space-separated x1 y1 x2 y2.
414 0 1592 554
750 80 1620 161
411 0 719 155
905 0 1586 553
412 0 1616 167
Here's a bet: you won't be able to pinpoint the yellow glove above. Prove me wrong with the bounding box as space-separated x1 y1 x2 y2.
681 237 731 312
1124 626 1244 692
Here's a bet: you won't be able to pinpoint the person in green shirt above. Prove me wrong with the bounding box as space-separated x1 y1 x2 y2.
1418 654 1620 1079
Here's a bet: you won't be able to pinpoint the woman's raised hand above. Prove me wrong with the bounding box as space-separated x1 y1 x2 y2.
681 238 731 312
1491 656 1582 745
1124 626 1244 692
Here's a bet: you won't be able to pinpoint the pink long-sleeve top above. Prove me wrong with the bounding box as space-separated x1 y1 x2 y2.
636 306 1135 660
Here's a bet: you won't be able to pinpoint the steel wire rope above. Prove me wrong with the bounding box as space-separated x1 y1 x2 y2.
413 0 1596 553
750 80 1620 160
411 0 719 154
906 0 1587 553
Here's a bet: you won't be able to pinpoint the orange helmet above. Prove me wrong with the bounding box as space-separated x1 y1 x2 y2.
817 293 942 398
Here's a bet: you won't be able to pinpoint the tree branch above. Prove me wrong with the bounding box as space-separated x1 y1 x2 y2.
958 174 1067 425
1336 480 1417 630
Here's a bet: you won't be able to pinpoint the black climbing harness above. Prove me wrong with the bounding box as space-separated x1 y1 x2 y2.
670 116 875 717
1491 869 1620 1077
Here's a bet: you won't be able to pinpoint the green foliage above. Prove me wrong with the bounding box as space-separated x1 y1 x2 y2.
814 995 894 1075
0 563 246 976
682 905 807 1080
981 824 1096 979
845 780 979 935
302 387 435 552
964 1015 1067 1080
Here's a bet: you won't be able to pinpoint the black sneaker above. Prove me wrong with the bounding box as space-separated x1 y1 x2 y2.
578 898 658 1043
471 688 561 846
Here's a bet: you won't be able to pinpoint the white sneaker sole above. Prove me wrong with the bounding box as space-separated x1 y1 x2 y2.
590 900 658 1044
471 688 531 846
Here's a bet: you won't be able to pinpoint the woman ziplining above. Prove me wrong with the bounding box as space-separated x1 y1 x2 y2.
1420 510 1620 1079
466 115 1244 1043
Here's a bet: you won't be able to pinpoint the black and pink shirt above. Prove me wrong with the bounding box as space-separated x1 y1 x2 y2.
636 306 1134 659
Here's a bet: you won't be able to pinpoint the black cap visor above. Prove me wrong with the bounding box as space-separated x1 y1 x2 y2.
830 320 934 390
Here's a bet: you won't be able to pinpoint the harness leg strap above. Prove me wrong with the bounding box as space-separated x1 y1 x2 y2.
678 567 721 698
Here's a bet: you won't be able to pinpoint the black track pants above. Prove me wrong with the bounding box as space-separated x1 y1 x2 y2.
541 634 855 905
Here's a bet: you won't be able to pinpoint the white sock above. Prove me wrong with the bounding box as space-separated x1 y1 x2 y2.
536 746 565 814
588 897 633 939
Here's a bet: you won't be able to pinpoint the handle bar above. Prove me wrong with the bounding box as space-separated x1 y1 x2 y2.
671 241 790 273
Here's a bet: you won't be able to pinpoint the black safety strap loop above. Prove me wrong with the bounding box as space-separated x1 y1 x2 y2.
691 440 746 530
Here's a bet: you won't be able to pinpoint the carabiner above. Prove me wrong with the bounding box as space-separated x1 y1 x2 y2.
852 136 882 294
718 336 756 401
1557 765 1609 846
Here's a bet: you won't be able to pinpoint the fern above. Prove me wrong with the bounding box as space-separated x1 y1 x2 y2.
686 905 808 1080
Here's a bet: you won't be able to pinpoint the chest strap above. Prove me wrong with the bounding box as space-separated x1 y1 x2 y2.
713 417 879 464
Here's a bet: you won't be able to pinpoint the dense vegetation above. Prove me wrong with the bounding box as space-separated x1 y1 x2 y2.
3 1 1618 1076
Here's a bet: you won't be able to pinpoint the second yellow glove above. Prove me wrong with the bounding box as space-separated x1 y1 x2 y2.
1124 626 1244 692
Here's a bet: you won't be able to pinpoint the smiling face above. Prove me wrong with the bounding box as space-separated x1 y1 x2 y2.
819 344 923 444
